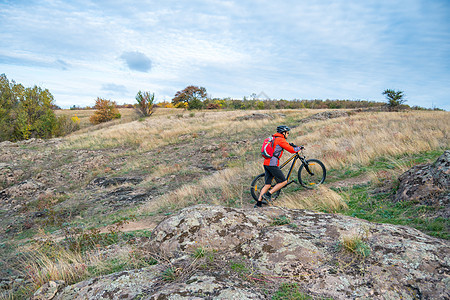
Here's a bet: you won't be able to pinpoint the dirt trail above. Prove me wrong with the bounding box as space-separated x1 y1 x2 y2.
99 216 161 234
96 176 372 235
327 175 370 189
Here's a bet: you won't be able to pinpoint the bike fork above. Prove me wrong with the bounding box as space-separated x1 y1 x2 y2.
302 160 315 176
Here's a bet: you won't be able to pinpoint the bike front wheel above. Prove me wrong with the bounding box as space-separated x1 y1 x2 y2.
250 173 281 202
298 159 326 188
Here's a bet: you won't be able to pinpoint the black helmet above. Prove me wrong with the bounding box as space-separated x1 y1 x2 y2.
277 125 291 133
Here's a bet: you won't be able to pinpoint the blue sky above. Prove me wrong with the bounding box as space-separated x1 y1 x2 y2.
1 0 449 110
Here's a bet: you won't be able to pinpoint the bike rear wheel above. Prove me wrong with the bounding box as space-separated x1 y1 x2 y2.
250 173 281 202
298 159 326 188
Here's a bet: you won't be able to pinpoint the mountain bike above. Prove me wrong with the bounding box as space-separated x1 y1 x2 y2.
250 149 326 202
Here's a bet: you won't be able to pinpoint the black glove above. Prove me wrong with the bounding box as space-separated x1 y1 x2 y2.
290 143 305 151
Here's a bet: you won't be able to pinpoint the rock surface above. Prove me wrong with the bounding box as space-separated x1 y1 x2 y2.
395 150 450 217
32 280 66 300
55 205 450 299
298 110 350 123
236 113 274 121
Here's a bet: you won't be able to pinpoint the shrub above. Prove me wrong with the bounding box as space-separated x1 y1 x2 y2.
135 91 155 116
0 74 69 141
206 103 220 109
54 115 80 136
174 102 188 109
188 97 204 110
89 97 121 124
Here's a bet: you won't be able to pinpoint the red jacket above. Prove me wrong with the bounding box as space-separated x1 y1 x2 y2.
263 133 301 166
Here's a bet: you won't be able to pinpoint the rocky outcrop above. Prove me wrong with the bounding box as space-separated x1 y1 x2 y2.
236 113 286 121
395 151 449 216
32 280 65 300
54 205 450 299
298 110 350 123
88 177 143 188
54 269 263 300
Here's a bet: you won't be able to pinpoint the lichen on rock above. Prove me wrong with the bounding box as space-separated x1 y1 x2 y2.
53 204 450 299
395 150 450 217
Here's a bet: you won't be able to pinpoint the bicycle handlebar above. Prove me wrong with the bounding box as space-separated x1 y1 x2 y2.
296 147 306 158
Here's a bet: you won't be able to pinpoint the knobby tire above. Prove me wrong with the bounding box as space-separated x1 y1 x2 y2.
298 159 326 188
250 173 281 202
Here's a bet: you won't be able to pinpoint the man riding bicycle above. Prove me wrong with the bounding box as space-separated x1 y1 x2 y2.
256 125 303 208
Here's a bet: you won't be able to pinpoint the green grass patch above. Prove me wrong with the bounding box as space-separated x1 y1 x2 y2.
230 260 250 277
271 215 291 226
161 267 177 281
333 149 449 239
121 229 153 240
339 184 448 239
326 165 368 183
338 185 450 239
272 283 316 300
15 228 37 240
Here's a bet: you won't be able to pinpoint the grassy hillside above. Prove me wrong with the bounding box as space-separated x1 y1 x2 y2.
1 108 449 298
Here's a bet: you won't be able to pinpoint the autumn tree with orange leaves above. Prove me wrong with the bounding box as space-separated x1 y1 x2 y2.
89 97 121 124
172 85 207 110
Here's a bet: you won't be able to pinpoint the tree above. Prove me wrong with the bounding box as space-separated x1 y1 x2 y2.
0 74 80 141
135 91 155 116
15 86 59 139
0 74 20 140
172 86 207 110
383 89 406 111
89 98 121 124
1 73 60 141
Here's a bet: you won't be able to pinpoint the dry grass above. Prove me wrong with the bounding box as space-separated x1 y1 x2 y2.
142 161 263 213
60 109 311 151
277 186 348 212
339 227 371 258
21 247 90 293
138 110 448 212
291 111 449 169
58 109 449 213
16 238 155 297
367 155 416 186
55 108 141 130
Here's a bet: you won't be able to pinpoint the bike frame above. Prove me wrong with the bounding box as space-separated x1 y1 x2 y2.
278 150 314 187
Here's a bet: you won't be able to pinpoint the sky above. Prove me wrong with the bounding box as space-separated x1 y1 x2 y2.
0 0 449 110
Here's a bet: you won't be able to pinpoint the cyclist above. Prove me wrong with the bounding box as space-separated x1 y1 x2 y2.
256 125 303 208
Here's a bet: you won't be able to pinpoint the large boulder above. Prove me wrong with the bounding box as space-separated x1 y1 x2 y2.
54 268 264 299
54 205 450 299
395 151 450 209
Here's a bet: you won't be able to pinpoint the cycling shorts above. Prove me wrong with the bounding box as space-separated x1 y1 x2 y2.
264 165 286 185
